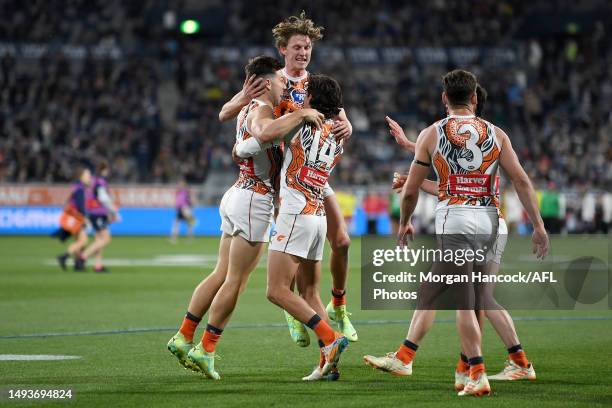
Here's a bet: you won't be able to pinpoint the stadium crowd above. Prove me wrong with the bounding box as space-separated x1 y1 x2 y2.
0 1 610 230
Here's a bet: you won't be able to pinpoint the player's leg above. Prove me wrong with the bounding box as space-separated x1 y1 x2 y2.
296 259 340 381
323 194 357 341
284 268 311 347
169 215 180 243
80 223 111 270
167 233 231 369
267 249 348 374
482 264 536 380
92 229 110 272
67 229 88 271
188 236 264 379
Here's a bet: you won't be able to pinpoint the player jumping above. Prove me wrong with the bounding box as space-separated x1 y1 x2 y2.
219 12 357 346
167 56 323 380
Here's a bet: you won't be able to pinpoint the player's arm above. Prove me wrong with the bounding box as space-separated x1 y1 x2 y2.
393 172 438 195
256 108 324 144
332 108 353 141
386 116 416 152
398 126 435 245
218 75 266 122
97 186 118 216
233 105 276 159
497 126 549 259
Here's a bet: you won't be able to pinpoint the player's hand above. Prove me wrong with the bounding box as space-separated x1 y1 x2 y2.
231 143 243 164
332 119 352 141
113 213 122 223
392 172 408 192
386 116 415 152
532 226 549 260
301 109 325 129
243 74 266 100
397 222 415 247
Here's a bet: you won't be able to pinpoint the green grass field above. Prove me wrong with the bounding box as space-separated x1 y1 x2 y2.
1 236 611 407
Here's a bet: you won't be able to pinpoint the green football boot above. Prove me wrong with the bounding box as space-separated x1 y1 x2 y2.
326 301 358 342
284 310 310 347
187 343 221 380
167 332 199 371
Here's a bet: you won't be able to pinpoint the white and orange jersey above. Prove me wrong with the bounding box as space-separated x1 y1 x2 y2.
274 68 308 118
234 99 283 195
279 120 343 215
432 114 501 210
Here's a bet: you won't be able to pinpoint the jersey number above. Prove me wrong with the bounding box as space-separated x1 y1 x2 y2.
457 124 483 171
307 130 337 170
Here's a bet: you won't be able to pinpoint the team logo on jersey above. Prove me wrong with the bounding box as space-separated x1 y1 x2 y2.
289 88 306 104
276 234 286 242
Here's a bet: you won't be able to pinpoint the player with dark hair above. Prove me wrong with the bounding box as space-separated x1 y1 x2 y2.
219 11 358 354
385 83 537 390
54 167 92 272
365 70 548 396
238 74 350 379
167 55 325 380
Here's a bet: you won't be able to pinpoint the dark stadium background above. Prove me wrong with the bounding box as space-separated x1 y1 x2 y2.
0 0 610 236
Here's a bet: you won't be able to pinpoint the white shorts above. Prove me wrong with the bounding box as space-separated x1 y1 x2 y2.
491 218 508 264
269 213 327 261
219 186 273 243
435 206 499 264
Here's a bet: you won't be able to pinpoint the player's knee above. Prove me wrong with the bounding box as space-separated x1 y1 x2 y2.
266 286 284 306
330 233 351 255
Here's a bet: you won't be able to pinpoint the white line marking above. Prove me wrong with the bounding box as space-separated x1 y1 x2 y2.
0 354 81 361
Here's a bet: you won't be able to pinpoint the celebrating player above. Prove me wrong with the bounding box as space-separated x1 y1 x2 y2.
219 12 357 345
167 56 323 380
77 161 120 273
385 84 537 390
364 70 548 397
251 74 349 378
54 166 92 272
170 179 197 243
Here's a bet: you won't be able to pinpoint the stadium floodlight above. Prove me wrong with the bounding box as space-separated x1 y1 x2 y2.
180 19 200 35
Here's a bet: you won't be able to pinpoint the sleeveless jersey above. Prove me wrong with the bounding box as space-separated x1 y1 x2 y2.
279 120 343 215
432 115 501 210
274 69 308 118
234 99 283 195
86 176 109 216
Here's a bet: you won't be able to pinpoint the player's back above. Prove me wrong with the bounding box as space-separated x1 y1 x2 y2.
432 114 501 210
279 119 342 216
234 99 283 195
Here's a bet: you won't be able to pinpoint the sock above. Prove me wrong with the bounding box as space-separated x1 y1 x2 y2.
468 356 485 380
456 353 470 373
202 324 223 353
509 350 529 368
178 311 201 342
396 339 418 364
331 288 346 307
94 262 103 269
306 314 336 345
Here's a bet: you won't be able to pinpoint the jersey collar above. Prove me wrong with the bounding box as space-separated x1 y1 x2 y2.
281 68 308 82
